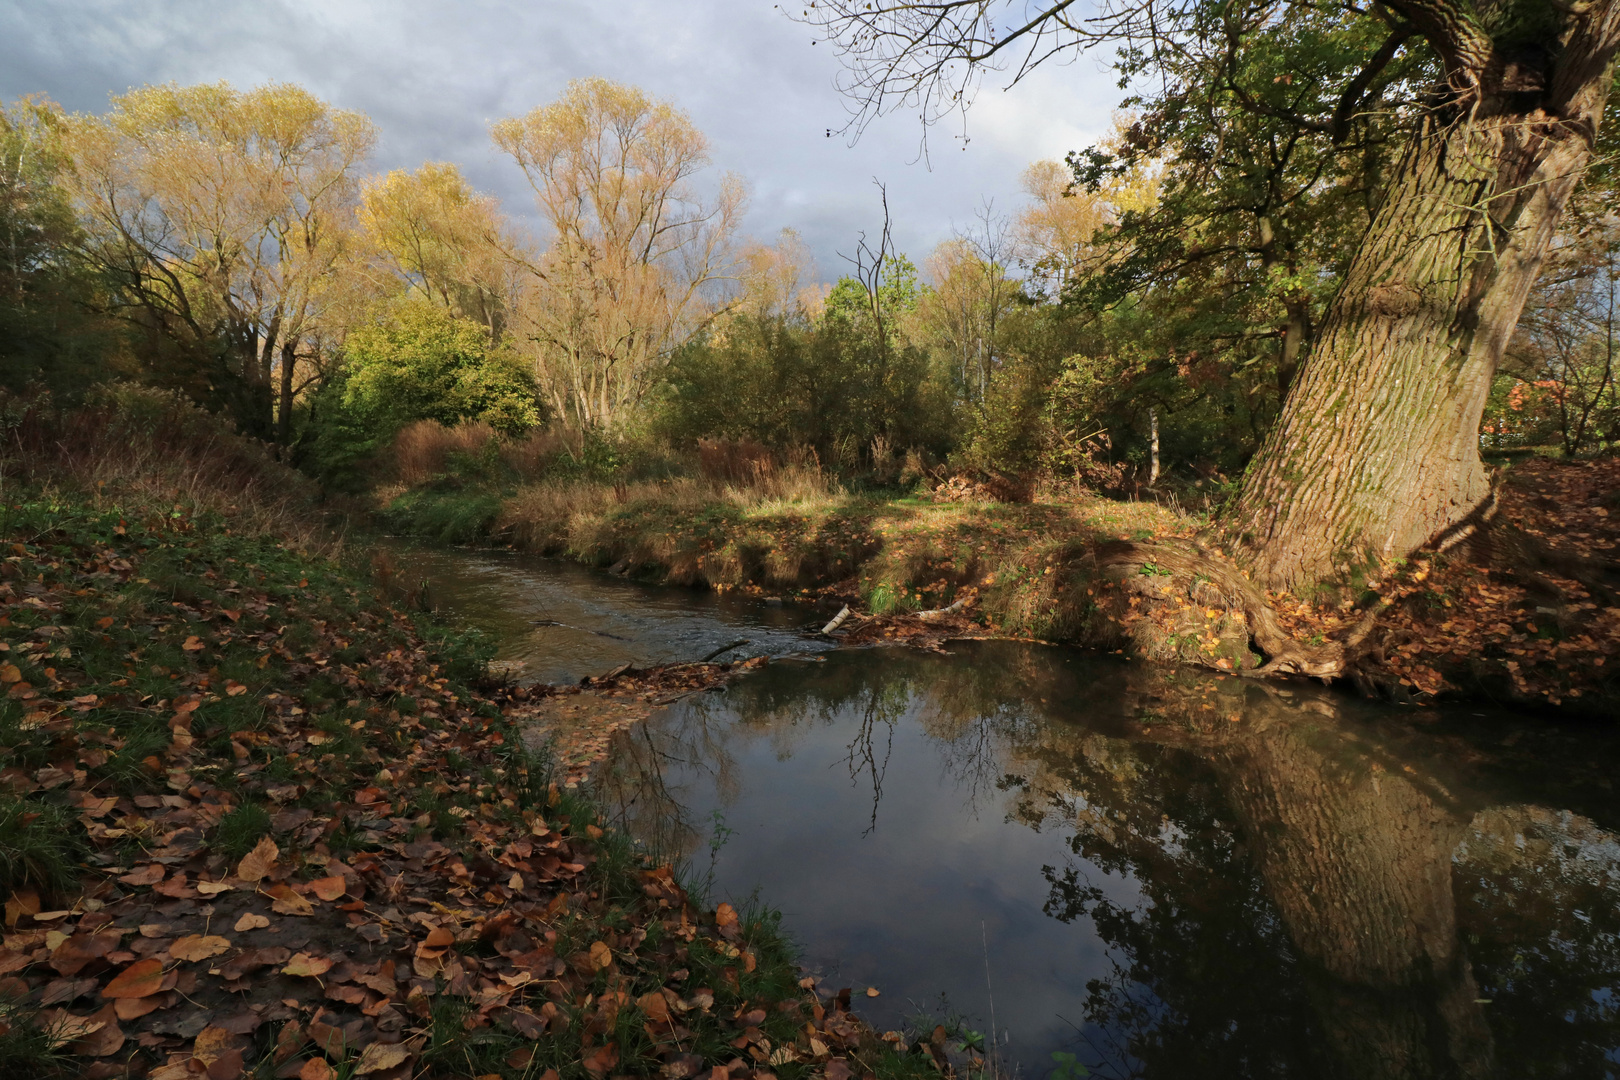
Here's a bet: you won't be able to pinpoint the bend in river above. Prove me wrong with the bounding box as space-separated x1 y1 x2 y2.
412 548 1620 1079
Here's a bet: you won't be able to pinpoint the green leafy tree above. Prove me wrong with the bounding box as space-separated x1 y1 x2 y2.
339 299 542 441
0 97 118 395
798 0 1620 590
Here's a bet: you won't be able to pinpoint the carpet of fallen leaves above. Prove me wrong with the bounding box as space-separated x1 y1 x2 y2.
0 497 937 1080
1271 456 1620 709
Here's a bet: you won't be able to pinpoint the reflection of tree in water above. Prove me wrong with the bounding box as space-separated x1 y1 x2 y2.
1020 667 1620 1079
597 644 1620 1079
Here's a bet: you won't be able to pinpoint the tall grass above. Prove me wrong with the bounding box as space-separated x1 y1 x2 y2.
0 384 340 553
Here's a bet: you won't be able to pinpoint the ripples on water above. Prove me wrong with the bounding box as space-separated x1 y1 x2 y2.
593 643 1620 1080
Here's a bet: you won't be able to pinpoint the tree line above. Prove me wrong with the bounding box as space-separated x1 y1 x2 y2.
6 0 1620 592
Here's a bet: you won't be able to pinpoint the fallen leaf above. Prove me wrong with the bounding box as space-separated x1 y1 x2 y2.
866 987 880 997
194 1026 244 1065
206 1048 245 1080
236 836 278 882
114 994 167 1021
170 935 232 963
266 884 313 916
70 1003 125 1057
282 953 333 978
589 940 612 970
0 663 19 684
422 926 454 949
233 913 270 933
582 1042 619 1076
49 931 120 975
102 958 169 999
118 864 165 887
196 880 234 897
309 876 346 902
355 1041 412 1074
298 1060 334 1080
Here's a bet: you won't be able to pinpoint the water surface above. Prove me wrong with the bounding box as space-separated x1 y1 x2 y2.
385 544 831 684
404 549 1620 1079
595 643 1620 1080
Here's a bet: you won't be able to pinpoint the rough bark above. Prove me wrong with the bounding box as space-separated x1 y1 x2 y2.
1231 3 1620 591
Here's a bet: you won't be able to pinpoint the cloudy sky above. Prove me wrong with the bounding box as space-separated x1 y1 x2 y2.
1 0 1123 281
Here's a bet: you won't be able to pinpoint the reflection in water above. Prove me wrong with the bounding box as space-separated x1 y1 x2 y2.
595 643 1620 1079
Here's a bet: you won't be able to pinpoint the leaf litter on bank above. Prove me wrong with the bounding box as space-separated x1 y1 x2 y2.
0 499 935 1080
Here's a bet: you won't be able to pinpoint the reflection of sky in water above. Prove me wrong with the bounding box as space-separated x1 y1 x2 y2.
384 544 832 684
593 644 1620 1080
702 703 1134 1059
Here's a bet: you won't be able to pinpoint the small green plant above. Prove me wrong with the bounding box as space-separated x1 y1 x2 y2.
1050 1050 1090 1080
0 992 71 1077
212 802 272 861
0 795 83 897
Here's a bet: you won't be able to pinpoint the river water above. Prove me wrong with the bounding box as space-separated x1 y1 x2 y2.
407 546 1620 1080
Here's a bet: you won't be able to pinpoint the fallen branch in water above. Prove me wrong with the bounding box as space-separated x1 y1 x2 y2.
821 604 853 635
701 638 751 662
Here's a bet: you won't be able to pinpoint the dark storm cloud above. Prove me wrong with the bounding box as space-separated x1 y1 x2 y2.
0 0 1120 278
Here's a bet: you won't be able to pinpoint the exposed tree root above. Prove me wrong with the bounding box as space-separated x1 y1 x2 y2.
1090 538 1357 680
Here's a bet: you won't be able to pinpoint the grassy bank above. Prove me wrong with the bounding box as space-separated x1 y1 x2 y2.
0 398 942 1080
378 436 1620 715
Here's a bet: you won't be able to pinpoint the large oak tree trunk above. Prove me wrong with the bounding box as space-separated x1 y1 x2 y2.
1230 3 1620 591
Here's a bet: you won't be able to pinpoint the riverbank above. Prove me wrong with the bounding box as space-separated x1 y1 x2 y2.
0 398 938 1080
381 457 1620 715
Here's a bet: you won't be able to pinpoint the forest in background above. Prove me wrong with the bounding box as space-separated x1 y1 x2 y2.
6 65 1617 514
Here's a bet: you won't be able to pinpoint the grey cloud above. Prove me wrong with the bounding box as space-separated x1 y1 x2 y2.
1 0 1121 279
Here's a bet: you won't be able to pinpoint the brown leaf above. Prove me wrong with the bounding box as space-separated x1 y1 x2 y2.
0 663 20 684
266 884 313 916
298 1060 334 1080
118 864 165 887
101 958 169 998
49 931 120 975
589 940 612 970
170 935 232 963
422 926 454 949
196 880 234 897
194 1026 244 1065
582 1042 619 1076
114 993 168 1021
355 1042 412 1074
70 1004 125 1057
234 913 270 933
637 991 670 1024
309 876 346 902
206 1048 245 1080
825 1059 852 1080
282 952 333 978
236 837 279 882
39 976 99 1004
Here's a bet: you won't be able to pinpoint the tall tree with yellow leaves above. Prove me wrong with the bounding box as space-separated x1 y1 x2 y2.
358 162 518 339
62 82 374 441
492 78 745 429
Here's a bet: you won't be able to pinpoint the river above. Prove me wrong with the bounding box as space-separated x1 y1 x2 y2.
401 545 1620 1080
